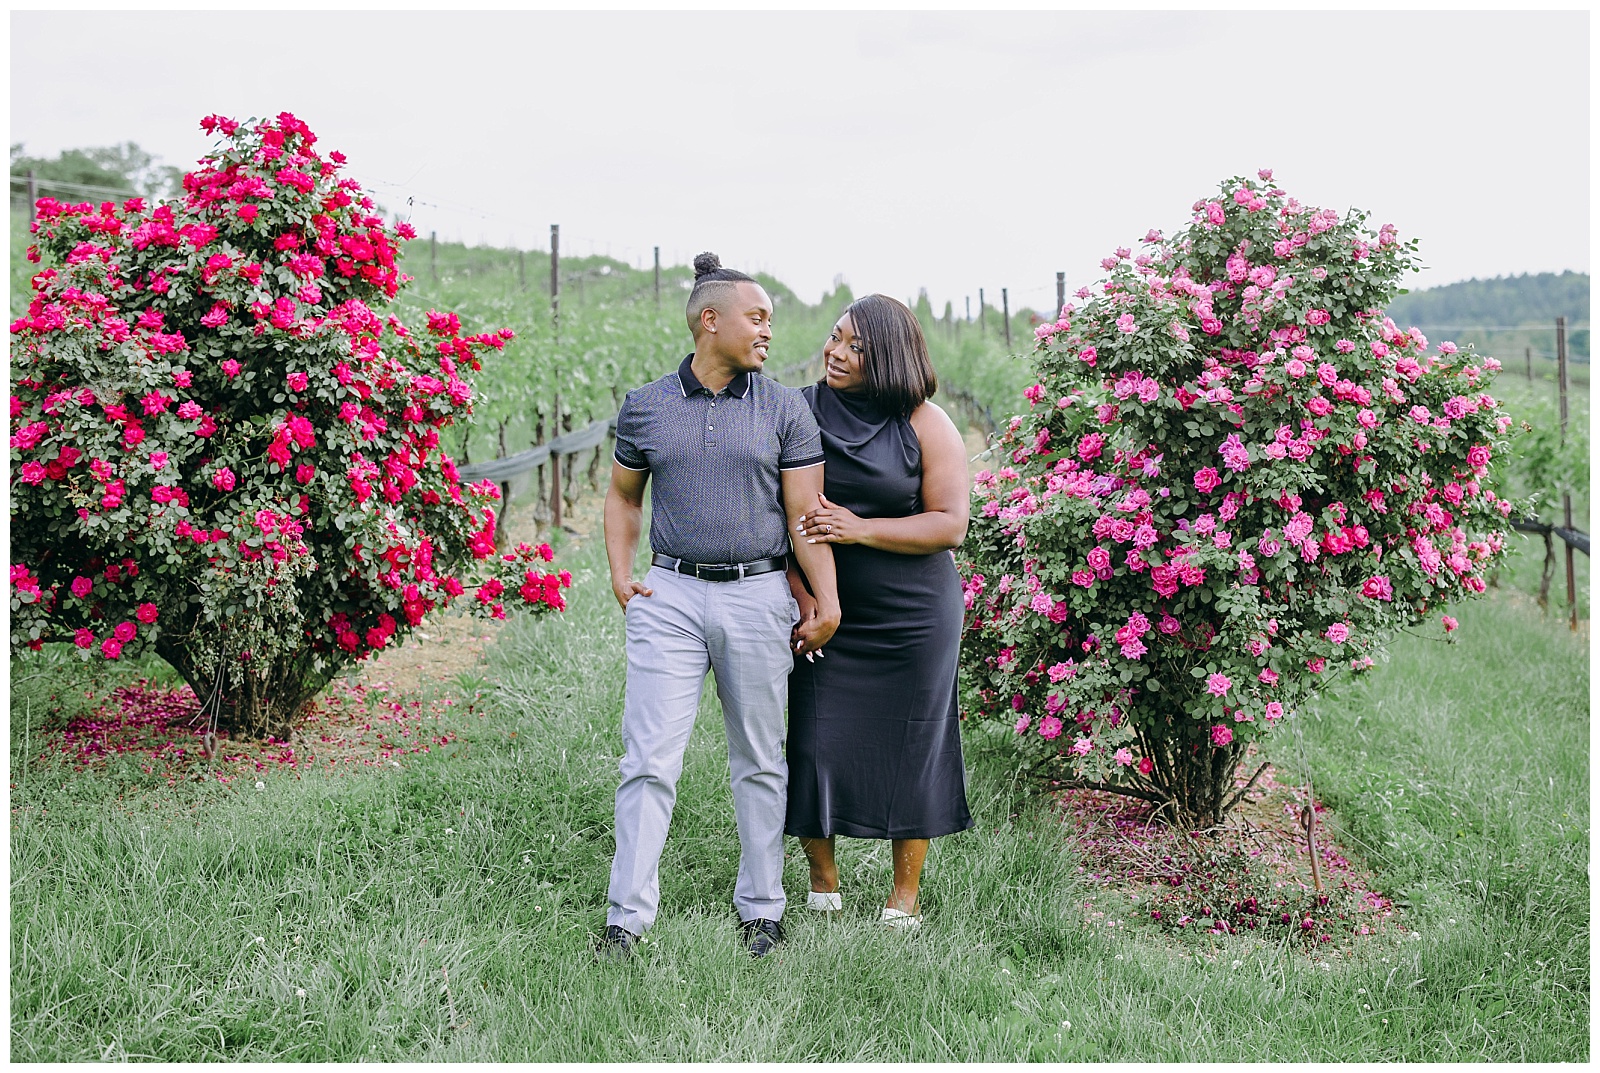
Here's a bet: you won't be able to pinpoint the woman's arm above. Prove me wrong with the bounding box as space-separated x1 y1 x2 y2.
796 401 970 556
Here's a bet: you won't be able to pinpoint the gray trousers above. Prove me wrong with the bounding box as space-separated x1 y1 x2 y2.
606 565 799 934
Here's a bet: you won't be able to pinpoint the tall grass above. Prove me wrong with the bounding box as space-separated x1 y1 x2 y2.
9 524 1587 1061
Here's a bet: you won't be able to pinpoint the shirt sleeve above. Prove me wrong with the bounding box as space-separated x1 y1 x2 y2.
613 390 649 471
778 387 825 470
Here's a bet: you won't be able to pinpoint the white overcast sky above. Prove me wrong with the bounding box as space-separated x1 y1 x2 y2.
9 8 1591 314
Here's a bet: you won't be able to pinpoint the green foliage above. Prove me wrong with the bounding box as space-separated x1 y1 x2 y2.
913 313 1034 432
1499 384 1589 517
394 247 853 462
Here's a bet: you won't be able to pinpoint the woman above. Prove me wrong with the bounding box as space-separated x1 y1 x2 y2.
785 293 972 930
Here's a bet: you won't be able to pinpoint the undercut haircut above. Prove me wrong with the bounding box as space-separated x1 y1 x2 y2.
686 252 757 336
843 293 938 418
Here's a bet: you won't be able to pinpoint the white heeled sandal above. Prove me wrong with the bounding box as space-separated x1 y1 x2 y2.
880 907 922 931
806 890 842 912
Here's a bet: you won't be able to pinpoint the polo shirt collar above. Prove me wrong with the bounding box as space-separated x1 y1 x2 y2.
677 354 750 399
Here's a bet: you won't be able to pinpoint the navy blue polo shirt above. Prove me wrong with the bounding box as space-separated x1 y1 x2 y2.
614 355 824 564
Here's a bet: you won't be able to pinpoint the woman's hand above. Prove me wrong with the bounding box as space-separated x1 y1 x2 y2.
796 493 870 546
790 588 831 661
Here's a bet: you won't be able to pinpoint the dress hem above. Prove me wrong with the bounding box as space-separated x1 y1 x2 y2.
784 817 975 841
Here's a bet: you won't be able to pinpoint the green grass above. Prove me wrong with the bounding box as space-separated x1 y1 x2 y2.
9 522 1589 1061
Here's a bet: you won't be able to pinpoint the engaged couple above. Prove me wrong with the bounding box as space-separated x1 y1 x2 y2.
597 253 972 959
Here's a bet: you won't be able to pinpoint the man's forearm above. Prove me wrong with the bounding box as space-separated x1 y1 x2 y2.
790 539 839 615
605 490 644 583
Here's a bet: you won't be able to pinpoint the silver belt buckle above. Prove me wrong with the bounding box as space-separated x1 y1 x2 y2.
737 562 747 580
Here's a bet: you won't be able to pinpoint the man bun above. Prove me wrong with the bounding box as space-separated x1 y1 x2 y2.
693 252 723 280
685 252 758 336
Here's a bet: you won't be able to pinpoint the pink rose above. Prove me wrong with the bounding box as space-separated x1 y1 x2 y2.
1442 615 1458 633
1210 724 1233 747
1467 446 1491 468
212 467 236 492
1137 756 1154 775
1193 467 1221 494
1038 715 1063 740
1206 672 1231 696
136 603 159 624
101 637 123 659
74 628 94 649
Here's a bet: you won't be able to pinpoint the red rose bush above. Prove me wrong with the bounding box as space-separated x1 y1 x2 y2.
960 172 1514 825
10 113 570 740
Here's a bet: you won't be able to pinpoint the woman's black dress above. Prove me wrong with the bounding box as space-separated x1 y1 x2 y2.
785 383 973 840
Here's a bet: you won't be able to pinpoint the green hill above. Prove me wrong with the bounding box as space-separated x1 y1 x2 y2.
1387 271 1589 367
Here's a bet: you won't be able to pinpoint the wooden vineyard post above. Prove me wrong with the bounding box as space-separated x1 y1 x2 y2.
653 246 661 307
519 249 526 291
1056 271 1065 317
978 289 986 336
1526 345 1533 382
550 224 561 342
1002 288 1011 348
1557 316 1577 631
430 231 437 281
27 169 36 224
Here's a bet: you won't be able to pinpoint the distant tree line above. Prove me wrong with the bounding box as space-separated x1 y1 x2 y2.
1388 272 1589 362
10 142 182 206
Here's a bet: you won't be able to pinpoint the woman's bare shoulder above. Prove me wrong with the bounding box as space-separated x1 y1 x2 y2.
909 399 959 437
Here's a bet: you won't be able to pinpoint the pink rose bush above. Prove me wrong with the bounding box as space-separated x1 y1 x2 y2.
962 174 1512 825
9 113 570 740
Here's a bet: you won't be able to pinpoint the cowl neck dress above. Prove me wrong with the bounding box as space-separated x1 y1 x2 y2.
785 383 972 840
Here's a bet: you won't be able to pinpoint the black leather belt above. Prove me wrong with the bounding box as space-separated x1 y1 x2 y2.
651 553 787 582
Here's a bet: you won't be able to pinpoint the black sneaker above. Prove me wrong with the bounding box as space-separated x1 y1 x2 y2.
594 924 641 961
740 917 784 958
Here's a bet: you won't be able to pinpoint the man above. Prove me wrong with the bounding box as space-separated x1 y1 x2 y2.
597 252 840 960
